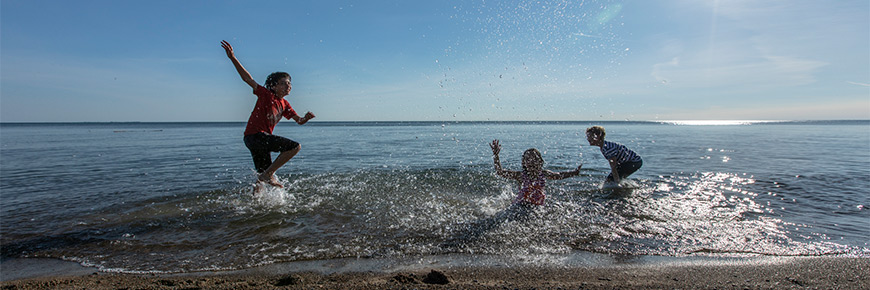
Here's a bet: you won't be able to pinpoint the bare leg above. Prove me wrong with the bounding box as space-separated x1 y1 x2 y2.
258 145 301 188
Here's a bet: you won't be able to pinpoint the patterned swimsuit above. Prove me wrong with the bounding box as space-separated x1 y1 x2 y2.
515 171 546 205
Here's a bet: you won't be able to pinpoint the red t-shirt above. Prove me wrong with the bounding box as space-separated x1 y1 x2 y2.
244 85 298 136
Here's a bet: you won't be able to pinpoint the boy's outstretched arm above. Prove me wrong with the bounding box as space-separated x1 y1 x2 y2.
291 112 316 125
221 40 258 89
490 140 520 180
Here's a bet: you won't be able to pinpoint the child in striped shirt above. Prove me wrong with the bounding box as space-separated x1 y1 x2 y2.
585 126 643 185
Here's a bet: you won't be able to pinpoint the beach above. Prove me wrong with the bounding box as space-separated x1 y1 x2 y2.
2 257 867 289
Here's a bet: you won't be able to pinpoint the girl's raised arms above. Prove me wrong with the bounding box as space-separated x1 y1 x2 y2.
490 140 521 180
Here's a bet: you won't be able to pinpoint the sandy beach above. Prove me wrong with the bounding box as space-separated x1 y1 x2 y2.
2 256 866 289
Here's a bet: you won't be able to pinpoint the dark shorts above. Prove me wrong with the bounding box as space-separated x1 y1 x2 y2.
606 160 643 182
243 133 300 173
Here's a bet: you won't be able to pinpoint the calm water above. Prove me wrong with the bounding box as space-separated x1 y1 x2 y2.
1 121 868 273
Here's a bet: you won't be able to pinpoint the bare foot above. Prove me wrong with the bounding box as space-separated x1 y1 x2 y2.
258 173 284 188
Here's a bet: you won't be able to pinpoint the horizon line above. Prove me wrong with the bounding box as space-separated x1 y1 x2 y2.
2 119 868 124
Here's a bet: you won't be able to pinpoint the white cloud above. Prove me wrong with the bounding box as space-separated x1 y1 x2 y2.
655 99 870 120
647 1 841 90
651 57 679 83
650 54 827 88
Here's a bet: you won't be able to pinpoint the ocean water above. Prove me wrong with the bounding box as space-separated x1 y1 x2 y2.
1 121 868 273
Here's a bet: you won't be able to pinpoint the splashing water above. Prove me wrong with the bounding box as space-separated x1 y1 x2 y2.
1 122 867 273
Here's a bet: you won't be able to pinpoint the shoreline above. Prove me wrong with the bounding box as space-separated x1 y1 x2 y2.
0 252 825 280
2 255 867 289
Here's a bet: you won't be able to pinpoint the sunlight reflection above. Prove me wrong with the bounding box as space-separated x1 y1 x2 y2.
660 120 783 125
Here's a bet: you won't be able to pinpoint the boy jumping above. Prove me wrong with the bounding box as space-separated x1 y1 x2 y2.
222 40 315 189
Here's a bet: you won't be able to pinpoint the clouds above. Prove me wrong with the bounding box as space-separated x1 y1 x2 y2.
657 99 870 121
650 54 828 89
646 1 844 89
616 0 868 121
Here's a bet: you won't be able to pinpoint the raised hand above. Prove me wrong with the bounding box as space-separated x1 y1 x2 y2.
221 40 257 89
221 40 235 59
490 139 501 156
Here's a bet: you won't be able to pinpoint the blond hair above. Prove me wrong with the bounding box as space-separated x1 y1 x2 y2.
586 126 606 139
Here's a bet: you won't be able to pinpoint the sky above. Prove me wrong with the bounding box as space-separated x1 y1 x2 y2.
1 0 868 122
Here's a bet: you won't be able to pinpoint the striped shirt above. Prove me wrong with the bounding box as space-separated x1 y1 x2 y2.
600 140 642 165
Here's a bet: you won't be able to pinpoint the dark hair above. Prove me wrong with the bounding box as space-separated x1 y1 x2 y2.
265 72 291 91
521 148 543 172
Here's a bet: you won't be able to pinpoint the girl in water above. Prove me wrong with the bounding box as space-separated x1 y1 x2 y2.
490 140 582 205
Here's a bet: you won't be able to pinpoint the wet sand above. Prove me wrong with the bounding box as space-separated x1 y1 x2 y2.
2 257 867 289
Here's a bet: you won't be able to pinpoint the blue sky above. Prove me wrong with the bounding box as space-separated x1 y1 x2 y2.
1 0 868 122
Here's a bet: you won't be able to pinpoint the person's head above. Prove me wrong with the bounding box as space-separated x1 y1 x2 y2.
521 148 544 174
586 126 606 146
265 72 292 97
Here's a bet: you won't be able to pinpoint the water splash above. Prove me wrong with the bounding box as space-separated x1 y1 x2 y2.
4 167 864 273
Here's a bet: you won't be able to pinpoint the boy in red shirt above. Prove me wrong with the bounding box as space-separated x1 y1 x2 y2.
222 40 315 189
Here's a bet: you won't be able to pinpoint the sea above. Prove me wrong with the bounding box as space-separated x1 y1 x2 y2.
1 121 868 274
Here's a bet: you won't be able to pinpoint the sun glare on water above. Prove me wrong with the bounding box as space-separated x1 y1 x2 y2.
660 120 782 126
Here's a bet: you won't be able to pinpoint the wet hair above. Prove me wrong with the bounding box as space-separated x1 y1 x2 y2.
265 72 291 92
586 126 606 139
521 148 544 172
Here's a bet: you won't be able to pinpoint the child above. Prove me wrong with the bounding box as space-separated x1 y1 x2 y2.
490 139 582 205
585 126 642 185
222 40 315 189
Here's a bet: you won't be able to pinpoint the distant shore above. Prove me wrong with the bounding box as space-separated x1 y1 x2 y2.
2 256 866 289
